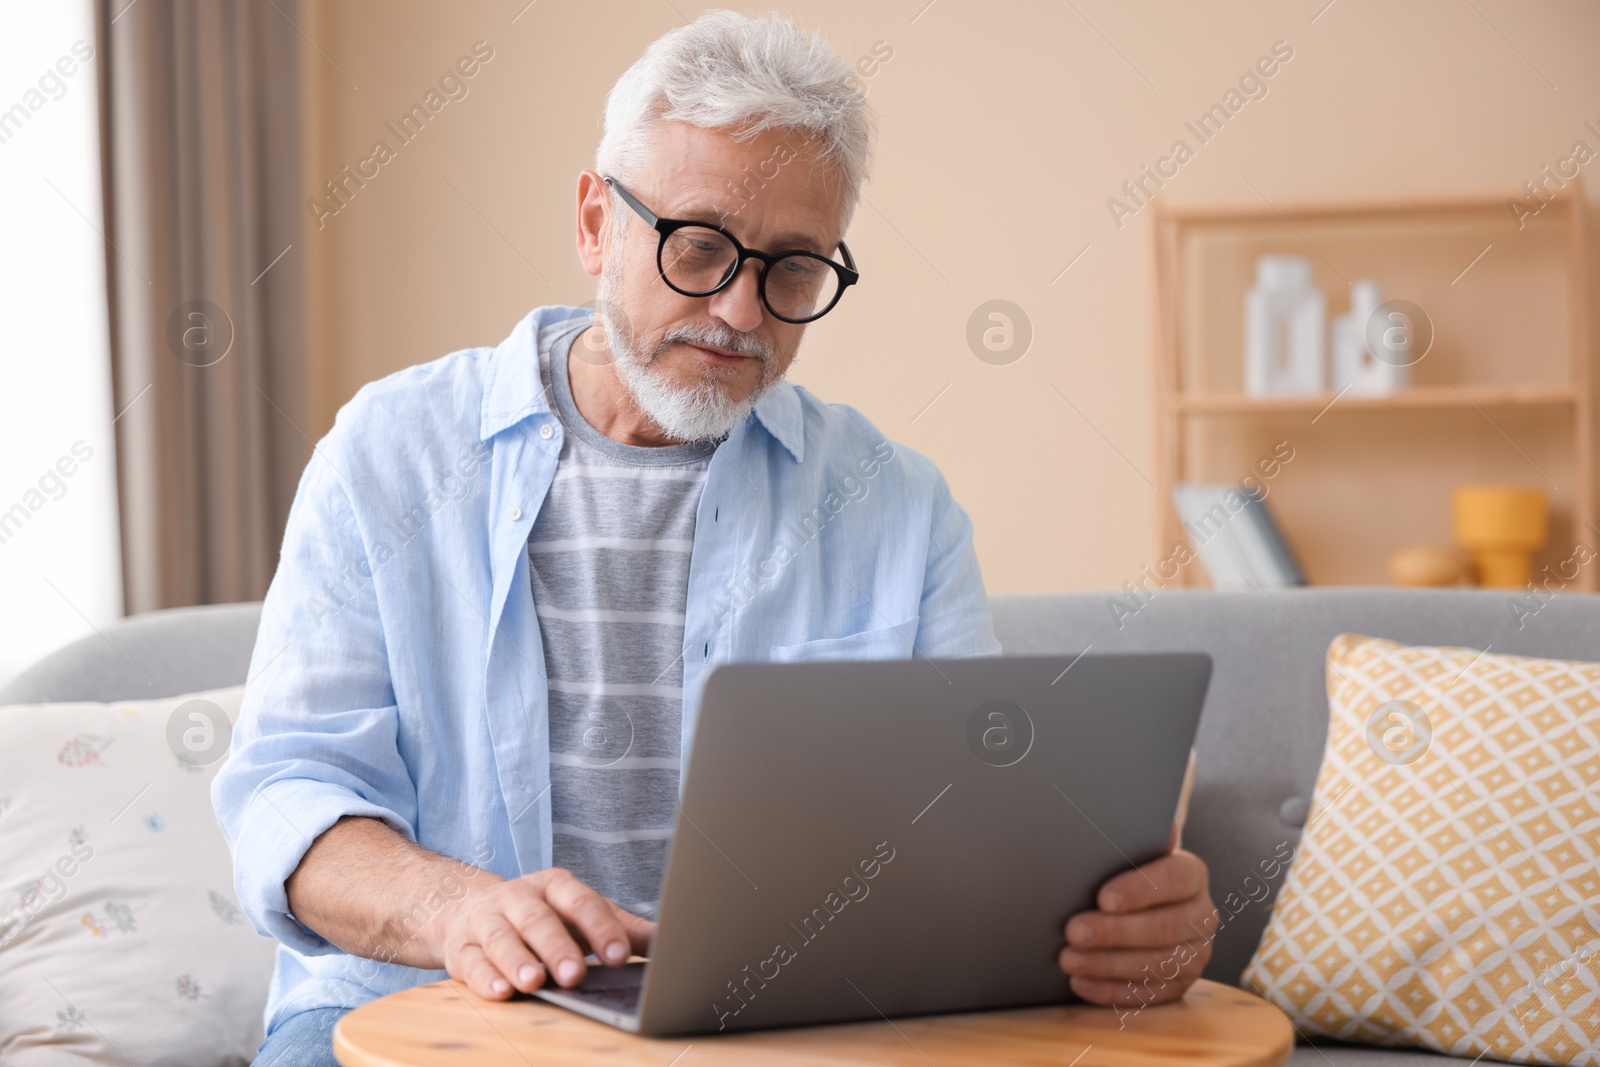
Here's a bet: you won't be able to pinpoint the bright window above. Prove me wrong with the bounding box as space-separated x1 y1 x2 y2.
0 0 123 690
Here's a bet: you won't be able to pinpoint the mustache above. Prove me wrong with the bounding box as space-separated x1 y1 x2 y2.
652 322 773 363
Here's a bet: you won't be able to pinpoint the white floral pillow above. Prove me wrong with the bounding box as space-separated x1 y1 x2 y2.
0 686 276 1066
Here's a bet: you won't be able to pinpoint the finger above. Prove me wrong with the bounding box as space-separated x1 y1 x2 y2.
479 915 549 993
450 941 514 1000
1096 849 1208 913
543 872 632 967
608 903 657 958
1058 940 1210 983
509 894 593 987
1070 974 1190 1007
1067 894 1218 950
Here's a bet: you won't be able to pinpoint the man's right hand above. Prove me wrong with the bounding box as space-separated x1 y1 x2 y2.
436 867 656 1000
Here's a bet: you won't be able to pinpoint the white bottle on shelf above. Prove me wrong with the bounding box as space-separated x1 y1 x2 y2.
1331 279 1409 395
1244 255 1325 396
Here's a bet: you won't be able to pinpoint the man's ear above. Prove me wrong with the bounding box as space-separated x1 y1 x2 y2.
575 169 611 278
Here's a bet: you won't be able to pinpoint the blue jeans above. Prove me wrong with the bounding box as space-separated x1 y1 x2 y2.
254 1007 351 1066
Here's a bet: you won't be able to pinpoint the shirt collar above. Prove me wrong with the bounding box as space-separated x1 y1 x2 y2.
479 305 805 463
478 306 558 442
750 379 804 463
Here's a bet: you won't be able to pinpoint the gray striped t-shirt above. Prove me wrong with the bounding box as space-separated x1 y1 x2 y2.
529 316 717 916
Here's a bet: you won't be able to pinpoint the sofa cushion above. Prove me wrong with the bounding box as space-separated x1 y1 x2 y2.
0 602 264 705
0 686 275 1066
1244 635 1600 1066
1291 1044 1487 1067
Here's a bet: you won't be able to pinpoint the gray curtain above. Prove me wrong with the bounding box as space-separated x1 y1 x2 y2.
98 0 308 614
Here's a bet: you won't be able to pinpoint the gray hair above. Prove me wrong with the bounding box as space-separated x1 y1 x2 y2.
596 9 875 236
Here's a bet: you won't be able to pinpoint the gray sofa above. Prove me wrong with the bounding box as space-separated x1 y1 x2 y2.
8 588 1598 1066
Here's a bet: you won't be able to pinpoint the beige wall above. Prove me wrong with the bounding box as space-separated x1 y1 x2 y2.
298 0 1600 593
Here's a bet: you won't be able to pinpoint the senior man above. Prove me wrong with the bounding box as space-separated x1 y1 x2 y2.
216 10 1216 1063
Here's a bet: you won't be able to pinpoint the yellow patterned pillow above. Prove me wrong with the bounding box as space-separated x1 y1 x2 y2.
1243 634 1600 1066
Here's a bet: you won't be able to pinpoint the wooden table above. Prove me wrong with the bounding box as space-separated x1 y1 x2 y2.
334 978 1294 1067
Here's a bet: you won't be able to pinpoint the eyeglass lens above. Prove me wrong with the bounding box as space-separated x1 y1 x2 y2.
659 226 841 322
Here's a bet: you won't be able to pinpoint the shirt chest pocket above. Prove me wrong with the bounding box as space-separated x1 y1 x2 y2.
768 615 920 663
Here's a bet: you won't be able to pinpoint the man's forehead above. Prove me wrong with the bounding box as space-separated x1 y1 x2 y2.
639 122 843 250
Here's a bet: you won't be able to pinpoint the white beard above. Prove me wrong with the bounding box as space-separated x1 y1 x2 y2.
596 255 784 444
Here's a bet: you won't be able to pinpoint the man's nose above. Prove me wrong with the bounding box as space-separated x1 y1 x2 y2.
707 260 764 333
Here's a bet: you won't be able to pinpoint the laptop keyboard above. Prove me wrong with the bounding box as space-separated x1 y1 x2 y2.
560 961 646 1011
571 978 643 1011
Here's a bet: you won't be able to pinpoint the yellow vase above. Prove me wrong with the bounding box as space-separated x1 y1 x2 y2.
1452 485 1547 589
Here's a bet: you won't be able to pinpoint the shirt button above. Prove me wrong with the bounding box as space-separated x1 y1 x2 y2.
539 424 554 440
508 506 522 521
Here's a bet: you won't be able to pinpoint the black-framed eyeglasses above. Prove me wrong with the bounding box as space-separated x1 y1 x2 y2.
604 176 859 324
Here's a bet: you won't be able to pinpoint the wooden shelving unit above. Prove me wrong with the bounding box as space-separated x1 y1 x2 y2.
1152 185 1594 589
1168 384 1578 415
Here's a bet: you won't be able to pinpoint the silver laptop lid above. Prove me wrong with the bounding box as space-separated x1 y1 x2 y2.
636 652 1211 1036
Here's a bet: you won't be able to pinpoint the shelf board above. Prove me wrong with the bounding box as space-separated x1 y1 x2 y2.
1156 188 1581 226
1167 384 1579 416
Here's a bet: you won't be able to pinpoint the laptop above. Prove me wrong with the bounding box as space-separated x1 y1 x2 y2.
532 652 1211 1036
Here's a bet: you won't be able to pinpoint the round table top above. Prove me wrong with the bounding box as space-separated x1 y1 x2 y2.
333 977 1295 1067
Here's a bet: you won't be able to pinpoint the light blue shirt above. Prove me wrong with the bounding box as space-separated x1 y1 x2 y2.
211 305 999 1033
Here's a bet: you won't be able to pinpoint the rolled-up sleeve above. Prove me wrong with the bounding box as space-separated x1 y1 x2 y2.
211 411 419 957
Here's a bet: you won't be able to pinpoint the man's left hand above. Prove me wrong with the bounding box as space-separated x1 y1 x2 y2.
1058 848 1216 1006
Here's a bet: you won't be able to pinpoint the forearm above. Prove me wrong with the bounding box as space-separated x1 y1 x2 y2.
285 815 501 969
